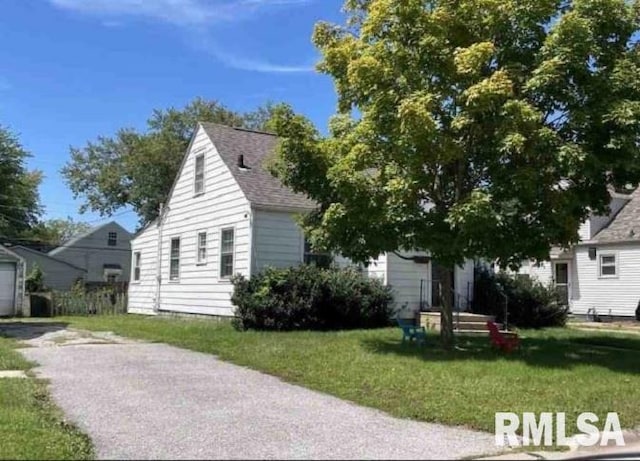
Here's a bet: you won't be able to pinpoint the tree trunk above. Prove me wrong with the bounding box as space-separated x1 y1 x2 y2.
439 266 455 350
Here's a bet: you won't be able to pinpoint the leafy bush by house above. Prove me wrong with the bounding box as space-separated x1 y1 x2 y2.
231 265 395 331
472 268 568 328
25 265 45 292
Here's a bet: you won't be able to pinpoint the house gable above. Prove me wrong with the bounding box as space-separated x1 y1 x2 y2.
48 221 132 282
129 124 253 316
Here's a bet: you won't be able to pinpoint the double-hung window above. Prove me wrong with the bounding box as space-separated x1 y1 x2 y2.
220 228 234 278
133 252 141 281
599 254 617 278
170 238 180 281
197 232 207 264
108 232 117 246
303 238 332 268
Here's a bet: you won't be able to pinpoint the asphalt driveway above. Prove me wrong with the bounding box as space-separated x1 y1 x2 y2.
4 323 501 459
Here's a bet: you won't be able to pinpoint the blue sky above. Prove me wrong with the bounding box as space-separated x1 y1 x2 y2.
0 0 344 232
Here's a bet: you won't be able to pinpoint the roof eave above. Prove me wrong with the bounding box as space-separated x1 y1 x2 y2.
577 239 640 246
250 203 316 214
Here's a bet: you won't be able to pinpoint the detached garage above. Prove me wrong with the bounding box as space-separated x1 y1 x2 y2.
0 245 25 316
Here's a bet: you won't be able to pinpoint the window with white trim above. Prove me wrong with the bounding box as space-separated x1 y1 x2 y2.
197 232 207 264
599 254 617 277
133 252 141 281
170 238 180 281
220 228 234 278
194 154 205 195
108 232 117 246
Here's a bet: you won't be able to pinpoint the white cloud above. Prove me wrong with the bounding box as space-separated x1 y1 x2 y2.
208 48 314 73
49 0 312 27
49 0 315 73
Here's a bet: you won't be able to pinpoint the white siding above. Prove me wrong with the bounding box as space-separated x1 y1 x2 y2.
365 254 387 283
454 260 475 307
386 252 429 316
128 125 251 317
252 210 303 271
571 244 640 317
127 223 159 314
384 253 475 318
578 221 591 242
519 260 553 285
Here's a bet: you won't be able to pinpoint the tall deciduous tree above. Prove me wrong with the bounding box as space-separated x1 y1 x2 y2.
62 98 279 225
270 0 640 348
0 125 42 238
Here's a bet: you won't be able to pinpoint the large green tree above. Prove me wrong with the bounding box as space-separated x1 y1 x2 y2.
270 0 640 347
63 98 279 225
0 125 42 238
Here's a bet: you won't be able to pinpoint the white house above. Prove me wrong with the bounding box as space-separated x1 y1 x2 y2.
517 188 640 318
128 123 475 318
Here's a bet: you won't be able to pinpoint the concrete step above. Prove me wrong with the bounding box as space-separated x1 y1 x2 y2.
454 313 495 323
455 321 502 331
453 329 491 336
420 311 495 323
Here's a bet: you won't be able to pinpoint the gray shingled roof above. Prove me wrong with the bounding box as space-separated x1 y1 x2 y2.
200 123 316 211
592 188 640 243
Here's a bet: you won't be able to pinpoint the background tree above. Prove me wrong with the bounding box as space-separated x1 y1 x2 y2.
24 217 93 246
0 125 42 238
270 0 640 348
63 98 279 225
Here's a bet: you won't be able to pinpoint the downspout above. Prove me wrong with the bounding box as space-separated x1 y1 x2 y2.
247 207 254 278
154 203 167 313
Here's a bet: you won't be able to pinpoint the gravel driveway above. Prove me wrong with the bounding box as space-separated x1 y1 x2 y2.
5 323 502 460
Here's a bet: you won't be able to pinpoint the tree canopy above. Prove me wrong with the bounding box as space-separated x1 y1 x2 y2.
0 125 42 238
270 0 640 346
63 98 280 225
23 218 93 246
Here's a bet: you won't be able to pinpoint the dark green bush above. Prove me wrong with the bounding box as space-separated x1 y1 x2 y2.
472 269 568 328
231 265 395 331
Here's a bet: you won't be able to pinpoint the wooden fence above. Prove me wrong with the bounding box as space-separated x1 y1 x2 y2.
50 290 127 316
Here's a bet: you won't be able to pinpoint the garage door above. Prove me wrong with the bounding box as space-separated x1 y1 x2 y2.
0 262 16 316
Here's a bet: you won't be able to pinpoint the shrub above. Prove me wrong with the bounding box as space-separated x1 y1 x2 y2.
472 268 568 329
231 265 395 331
25 265 46 293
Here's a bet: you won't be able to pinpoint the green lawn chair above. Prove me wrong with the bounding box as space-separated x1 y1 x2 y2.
396 317 427 346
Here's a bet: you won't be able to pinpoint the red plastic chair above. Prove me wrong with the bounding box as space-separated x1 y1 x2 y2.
487 321 520 353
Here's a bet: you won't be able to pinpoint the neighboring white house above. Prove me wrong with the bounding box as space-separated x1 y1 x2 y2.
516 188 640 318
128 123 476 318
0 244 25 316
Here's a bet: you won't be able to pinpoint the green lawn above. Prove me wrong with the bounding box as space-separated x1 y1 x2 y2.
55 314 640 435
0 336 31 371
0 335 93 460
